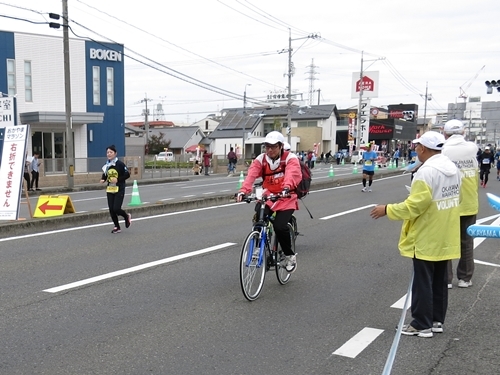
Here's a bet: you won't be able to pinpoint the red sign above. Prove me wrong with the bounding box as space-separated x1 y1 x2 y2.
356 76 374 92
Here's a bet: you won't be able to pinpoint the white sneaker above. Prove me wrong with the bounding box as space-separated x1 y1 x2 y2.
432 322 444 333
447 283 453 289
458 279 472 288
285 254 297 273
361 187 367 192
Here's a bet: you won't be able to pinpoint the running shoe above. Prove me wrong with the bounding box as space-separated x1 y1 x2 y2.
285 254 297 273
458 279 472 288
400 324 433 338
432 322 444 333
361 187 367 192
126 213 132 228
111 227 121 234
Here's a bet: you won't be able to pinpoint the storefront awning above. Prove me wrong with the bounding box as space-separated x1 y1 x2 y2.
19 111 104 125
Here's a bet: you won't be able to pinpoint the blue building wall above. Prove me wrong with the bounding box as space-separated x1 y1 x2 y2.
0 31 17 124
85 41 125 159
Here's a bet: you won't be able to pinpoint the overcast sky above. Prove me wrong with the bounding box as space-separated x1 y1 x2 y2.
1 0 500 124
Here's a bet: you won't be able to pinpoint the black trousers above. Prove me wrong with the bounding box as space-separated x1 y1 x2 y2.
107 190 128 229
480 168 490 185
30 170 39 189
257 204 294 256
411 258 448 330
23 172 31 189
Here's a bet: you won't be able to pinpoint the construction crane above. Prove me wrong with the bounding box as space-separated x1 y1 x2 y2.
459 65 486 102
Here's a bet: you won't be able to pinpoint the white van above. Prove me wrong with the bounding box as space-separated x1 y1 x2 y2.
351 150 365 164
156 151 174 161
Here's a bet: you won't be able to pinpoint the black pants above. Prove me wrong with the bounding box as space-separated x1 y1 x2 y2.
448 214 476 283
411 258 448 330
107 190 128 229
480 168 490 185
394 158 399 168
257 204 294 256
30 170 39 189
23 172 31 189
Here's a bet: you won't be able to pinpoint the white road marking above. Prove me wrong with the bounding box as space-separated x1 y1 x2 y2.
203 192 215 195
474 259 500 267
332 327 384 358
159 198 174 201
43 242 237 293
319 204 376 220
391 293 411 310
182 195 196 198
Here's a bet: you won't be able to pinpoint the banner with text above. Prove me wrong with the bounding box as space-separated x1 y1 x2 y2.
358 98 371 147
0 125 29 220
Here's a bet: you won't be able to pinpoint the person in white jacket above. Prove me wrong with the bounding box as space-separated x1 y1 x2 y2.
442 119 479 289
371 131 461 337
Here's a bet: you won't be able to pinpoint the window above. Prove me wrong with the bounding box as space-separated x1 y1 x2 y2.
106 67 114 106
297 120 318 127
24 60 32 102
93 66 100 105
7 59 16 96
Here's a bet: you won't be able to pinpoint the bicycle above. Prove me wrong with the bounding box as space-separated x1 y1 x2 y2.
238 185 298 301
227 162 236 174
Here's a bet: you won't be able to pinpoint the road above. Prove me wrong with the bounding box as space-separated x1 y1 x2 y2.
1 169 500 374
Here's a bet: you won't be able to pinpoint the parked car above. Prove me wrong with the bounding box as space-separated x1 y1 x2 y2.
351 150 387 167
155 151 174 161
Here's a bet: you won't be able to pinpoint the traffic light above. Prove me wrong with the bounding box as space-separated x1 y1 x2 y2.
485 80 500 94
402 111 414 121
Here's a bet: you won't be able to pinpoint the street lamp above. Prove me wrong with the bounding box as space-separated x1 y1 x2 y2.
242 84 251 162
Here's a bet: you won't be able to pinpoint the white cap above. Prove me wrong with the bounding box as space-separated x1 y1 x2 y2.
283 141 291 151
443 119 465 135
264 131 285 145
412 131 445 151
485 146 490 150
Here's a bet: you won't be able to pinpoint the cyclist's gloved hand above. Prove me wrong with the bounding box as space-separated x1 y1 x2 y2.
281 187 290 197
236 192 245 202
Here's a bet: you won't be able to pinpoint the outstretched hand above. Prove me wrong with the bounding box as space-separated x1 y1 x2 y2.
370 205 387 219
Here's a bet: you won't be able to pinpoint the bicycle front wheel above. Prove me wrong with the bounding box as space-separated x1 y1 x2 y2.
240 230 267 301
275 222 295 285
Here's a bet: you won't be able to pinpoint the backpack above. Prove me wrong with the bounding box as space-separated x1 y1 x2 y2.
262 151 312 199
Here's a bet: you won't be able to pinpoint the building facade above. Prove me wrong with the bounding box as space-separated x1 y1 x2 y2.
0 30 124 173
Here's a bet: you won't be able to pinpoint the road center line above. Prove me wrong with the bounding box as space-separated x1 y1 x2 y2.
43 242 237 293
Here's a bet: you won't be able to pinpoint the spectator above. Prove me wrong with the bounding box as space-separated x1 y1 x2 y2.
30 152 42 191
192 160 201 175
393 148 400 168
227 147 237 174
203 150 212 176
24 154 31 192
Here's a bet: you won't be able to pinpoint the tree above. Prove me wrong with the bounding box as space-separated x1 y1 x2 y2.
148 132 171 155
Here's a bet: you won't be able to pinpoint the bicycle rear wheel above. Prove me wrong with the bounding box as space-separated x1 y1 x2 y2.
240 230 266 301
275 222 295 285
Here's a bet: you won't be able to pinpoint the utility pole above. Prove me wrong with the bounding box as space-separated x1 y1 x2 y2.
356 51 364 150
286 29 293 146
284 29 320 147
139 95 152 146
242 84 251 162
62 0 74 188
422 82 432 132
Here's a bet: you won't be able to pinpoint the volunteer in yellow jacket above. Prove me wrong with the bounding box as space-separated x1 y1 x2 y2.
370 131 461 338
442 119 479 289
